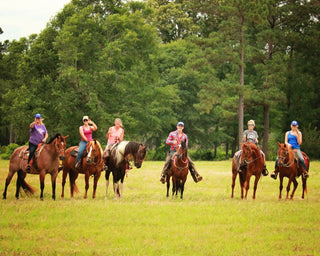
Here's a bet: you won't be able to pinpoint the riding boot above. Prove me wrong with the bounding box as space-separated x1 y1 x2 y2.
301 166 309 179
188 158 202 183
160 154 171 184
262 164 269 176
270 166 279 180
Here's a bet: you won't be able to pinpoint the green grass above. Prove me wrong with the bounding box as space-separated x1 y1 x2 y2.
0 160 320 256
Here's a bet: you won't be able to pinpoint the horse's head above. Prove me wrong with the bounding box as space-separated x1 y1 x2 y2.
55 134 69 160
132 144 146 168
277 142 290 167
240 142 251 164
86 140 102 164
176 140 187 158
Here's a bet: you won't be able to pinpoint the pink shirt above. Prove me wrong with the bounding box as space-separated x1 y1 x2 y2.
107 126 124 145
82 125 93 141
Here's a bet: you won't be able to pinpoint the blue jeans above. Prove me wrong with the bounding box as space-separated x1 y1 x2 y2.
75 140 87 165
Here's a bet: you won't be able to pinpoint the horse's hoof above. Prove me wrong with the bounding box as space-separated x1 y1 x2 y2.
271 173 277 179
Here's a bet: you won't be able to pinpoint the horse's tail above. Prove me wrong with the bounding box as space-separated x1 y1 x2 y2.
21 179 36 195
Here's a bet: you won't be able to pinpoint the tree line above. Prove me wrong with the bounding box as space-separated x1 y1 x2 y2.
1 0 320 160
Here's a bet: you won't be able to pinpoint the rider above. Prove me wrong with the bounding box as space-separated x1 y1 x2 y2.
27 113 48 170
271 120 309 179
160 121 203 183
239 120 268 176
103 118 126 170
75 116 97 169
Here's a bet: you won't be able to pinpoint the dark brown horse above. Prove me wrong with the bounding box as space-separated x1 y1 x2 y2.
61 139 103 199
3 133 69 200
275 142 309 199
166 140 189 199
231 142 264 199
104 141 146 199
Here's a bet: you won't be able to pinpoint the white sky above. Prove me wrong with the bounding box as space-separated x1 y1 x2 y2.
0 0 71 41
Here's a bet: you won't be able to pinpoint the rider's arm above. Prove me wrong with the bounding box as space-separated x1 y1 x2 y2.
89 120 97 131
296 131 302 145
79 126 88 142
119 128 124 142
166 132 176 146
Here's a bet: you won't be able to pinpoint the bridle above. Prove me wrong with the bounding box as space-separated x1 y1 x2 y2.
278 149 295 168
173 144 188 170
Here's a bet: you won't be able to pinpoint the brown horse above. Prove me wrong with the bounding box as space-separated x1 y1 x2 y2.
231 142 264 199
2 133 69 200
166 140 189 199
104 141 146 199
275 142 309 199
61 139 103 199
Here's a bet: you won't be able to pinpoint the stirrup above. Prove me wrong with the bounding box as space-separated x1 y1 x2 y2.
262 168 269 176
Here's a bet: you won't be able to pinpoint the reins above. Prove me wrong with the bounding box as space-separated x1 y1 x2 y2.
278 150 295 168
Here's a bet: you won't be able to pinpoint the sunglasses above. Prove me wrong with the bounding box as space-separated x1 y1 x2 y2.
248 124 254 126
83 119 88 122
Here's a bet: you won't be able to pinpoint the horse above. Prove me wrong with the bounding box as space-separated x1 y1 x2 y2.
2 133 69 200
104 141 146 199
275 142 309 199
166 140 189 199
61 139 103 199
231 142 264 199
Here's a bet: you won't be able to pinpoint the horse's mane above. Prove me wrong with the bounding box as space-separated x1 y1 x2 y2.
242 142 260 157
47 133 62 144
115 141 129 166
93 139 103 156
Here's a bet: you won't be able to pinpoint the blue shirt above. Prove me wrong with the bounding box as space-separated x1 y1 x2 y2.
288 131 300 149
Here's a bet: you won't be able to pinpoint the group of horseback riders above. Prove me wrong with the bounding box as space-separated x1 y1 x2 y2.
27 113 309 182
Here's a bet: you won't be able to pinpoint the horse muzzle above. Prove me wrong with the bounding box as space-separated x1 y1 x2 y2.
134 162 142 168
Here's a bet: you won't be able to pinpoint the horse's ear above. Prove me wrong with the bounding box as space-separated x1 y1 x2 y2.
277 141 281 147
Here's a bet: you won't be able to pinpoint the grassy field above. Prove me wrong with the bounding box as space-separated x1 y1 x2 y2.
0 159 320 256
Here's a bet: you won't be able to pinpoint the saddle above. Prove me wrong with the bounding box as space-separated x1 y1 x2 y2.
19 143 45 160
70 147 88 158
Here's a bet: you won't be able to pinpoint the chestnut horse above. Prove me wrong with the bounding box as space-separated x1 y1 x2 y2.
166 140 189 199
231 142 264 199
276 142 309 199
61 140 103 199
2 133 69 200
104 141 146 199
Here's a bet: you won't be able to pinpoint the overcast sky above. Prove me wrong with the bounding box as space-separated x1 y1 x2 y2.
0 0 71 41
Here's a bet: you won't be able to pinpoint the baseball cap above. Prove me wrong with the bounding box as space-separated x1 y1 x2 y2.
291 120 298 126
35 113 41 119
177 121 184 127
82 115 89 121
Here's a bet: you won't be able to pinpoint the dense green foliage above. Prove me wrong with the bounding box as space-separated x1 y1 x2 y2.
1 0 320 159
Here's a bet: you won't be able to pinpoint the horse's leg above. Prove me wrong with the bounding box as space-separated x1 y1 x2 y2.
252 175 260 200
84 173 90 199
105 170 110 198
3 171 15 199
231 170 237 198
51 172 58 200
92 171 101 199
286 178 292 200
290 178 298 199
302 177 307 199
172 178 176 198
69 171 78 198
61 169 68 198
15 170 25 199
166 177 170 197
244 176 251 200
180 182 185 199
279 175 283 199
39 170 46 201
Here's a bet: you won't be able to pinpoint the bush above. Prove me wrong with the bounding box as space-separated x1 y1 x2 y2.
0 143 20 160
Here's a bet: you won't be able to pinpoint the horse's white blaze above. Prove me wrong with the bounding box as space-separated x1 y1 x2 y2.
87 145 92 158
115 141 129 167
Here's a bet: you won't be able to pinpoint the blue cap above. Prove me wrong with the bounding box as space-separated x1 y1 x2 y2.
35 113 41 119
177 121 184 127
291 120 298 126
